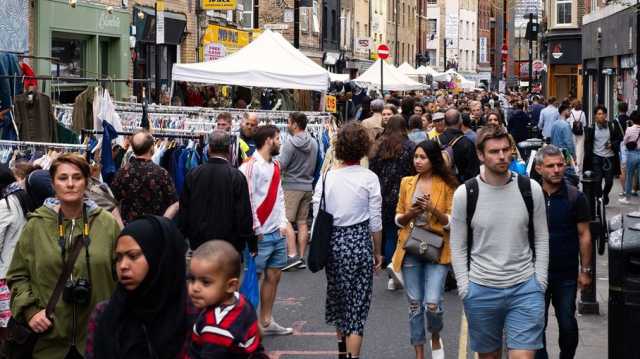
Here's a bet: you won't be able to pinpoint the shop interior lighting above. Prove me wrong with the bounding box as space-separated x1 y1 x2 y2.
69 0 77 8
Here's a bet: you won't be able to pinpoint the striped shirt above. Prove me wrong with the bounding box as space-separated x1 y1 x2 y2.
188 292 263 359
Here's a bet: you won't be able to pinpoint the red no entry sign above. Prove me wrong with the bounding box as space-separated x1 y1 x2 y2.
377 44 390 60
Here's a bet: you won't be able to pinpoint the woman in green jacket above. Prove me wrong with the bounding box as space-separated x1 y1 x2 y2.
7 153 120 358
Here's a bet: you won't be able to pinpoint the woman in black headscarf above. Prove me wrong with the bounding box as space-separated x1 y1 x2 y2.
85 215 194 359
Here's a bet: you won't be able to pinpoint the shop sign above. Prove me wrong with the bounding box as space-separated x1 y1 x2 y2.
98 13 121 31
355 38 372 53
156 0 165 44
479 37 487 63
203 43 226 61
201 0 237 10
201 24 250 60
326 95 337 113
284 9 294 23
264 24 288 30
551 43 563 60
532 60 544 72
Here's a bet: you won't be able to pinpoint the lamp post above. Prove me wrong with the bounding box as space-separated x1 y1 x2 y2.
155 0 164 104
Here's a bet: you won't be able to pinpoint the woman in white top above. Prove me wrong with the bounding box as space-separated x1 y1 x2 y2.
569 100 587 172
313 121 383 359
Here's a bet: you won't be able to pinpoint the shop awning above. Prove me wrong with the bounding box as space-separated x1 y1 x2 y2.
353 59 427 91
172 30 330 91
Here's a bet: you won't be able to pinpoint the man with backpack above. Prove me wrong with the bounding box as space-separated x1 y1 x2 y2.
437 108 480 183
533 145 592 359
450 125 549 359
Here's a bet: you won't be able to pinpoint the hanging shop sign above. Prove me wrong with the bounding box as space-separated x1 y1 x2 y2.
200 24 250 61
201 0 237 10
156 0 165 44
326 95 337 113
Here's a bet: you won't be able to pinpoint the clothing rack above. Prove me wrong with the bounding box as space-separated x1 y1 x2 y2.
81 129 205 144
0 139 86 150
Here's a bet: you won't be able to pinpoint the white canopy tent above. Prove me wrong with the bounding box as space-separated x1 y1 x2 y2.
353 59 427 91
329 72 350 82
397 62 421 77
416 65 437 76
171 30 330 91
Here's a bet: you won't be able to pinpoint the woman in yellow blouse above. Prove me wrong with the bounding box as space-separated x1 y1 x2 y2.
393 140 457 359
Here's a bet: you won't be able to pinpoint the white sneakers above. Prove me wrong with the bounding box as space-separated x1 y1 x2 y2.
431 338 445 359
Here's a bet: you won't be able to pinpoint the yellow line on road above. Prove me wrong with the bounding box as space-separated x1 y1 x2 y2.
458 310 478 359
459 311 468 359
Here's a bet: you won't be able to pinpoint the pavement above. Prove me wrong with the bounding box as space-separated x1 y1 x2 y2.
262 183 629 359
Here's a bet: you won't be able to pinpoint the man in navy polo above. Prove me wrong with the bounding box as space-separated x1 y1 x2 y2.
534 145 593 359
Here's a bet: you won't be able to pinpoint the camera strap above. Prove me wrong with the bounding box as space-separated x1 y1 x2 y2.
49 205 91 320
45 234 85 320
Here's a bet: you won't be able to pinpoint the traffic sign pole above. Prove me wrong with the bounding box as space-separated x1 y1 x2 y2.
377 44 390 96
381 59 384 95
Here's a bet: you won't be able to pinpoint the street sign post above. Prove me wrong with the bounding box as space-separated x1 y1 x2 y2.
377 44 389 94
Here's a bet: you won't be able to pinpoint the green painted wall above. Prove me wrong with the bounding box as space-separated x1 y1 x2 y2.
35 0 130 99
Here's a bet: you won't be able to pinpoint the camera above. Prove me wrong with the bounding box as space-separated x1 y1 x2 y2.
63 278 92 305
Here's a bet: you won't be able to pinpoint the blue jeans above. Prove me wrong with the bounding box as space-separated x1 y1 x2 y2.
625 150 640 196
463 276 545 353
401 254 448 345
535 278 579 359
382 221 398 265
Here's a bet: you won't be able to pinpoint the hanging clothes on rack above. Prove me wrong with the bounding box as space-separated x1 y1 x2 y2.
0 52 23 111
13 90 57 142
72 87 95 133
19 61 37 91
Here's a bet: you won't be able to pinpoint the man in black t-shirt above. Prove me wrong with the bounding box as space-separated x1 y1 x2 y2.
534 145 592 359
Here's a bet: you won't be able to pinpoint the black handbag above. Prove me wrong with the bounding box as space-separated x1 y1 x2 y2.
626 132 640 151
2 236 86 359
307 172 333 273
403 224 444 262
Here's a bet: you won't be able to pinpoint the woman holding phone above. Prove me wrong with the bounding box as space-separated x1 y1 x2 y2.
392 140 457 359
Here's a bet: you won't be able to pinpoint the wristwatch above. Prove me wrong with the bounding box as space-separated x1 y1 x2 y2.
580 266 593 274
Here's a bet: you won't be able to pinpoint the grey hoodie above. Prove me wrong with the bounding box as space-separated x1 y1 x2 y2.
279 131 319 191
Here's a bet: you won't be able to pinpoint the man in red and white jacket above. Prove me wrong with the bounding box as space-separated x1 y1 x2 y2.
239 124 292 336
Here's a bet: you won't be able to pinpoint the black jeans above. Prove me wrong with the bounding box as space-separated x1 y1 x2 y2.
535 278 579 359
591 154 615 202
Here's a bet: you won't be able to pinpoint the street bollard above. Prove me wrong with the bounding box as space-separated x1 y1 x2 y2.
579 171 600 314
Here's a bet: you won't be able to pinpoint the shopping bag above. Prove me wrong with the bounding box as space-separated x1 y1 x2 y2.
240 252 259 309
308 172 333 273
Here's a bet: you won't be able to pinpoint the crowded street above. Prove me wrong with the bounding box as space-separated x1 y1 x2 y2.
1 0 639 358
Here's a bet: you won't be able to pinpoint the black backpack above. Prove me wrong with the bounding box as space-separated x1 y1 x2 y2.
464 175 534 269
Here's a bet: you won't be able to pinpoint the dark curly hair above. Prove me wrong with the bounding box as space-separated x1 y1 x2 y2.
334 121 371 163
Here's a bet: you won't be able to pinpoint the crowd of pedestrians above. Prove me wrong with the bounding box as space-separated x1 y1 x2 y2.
0 87 627 359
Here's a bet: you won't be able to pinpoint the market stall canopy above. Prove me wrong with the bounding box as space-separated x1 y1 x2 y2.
171 29 330 92
416 65 437 76
353 59 427 91
397 62 420 77
329 72 350 82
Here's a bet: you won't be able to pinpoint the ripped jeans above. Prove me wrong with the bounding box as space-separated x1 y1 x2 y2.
401 253 449 346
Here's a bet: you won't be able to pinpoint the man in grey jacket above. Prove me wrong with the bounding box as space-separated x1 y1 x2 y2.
450 125 549 359
280 112 318 270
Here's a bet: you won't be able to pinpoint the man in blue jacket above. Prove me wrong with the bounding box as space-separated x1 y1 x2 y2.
550 103 576 159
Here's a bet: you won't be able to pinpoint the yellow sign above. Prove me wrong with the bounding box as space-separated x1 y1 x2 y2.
156 0 165 11
326 95 337 113
200 25 251 61
201 0 237 10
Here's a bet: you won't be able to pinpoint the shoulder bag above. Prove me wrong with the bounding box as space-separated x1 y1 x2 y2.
2 235 86 359
307 172 333 273
403 219 444 263
626 130 640 151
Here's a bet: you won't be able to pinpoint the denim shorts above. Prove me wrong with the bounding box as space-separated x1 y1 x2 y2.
463 276 545 353
254 231 287 273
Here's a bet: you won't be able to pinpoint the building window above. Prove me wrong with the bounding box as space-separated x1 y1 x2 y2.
556 0 572 25
51 37 85 79
239 0 253 28
331 9 337 41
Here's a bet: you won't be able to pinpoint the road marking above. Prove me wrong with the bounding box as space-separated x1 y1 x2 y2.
459 311 469 359
269 351 338 359
291 321 337 336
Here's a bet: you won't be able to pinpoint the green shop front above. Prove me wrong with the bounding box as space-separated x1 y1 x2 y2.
34 0 131 102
